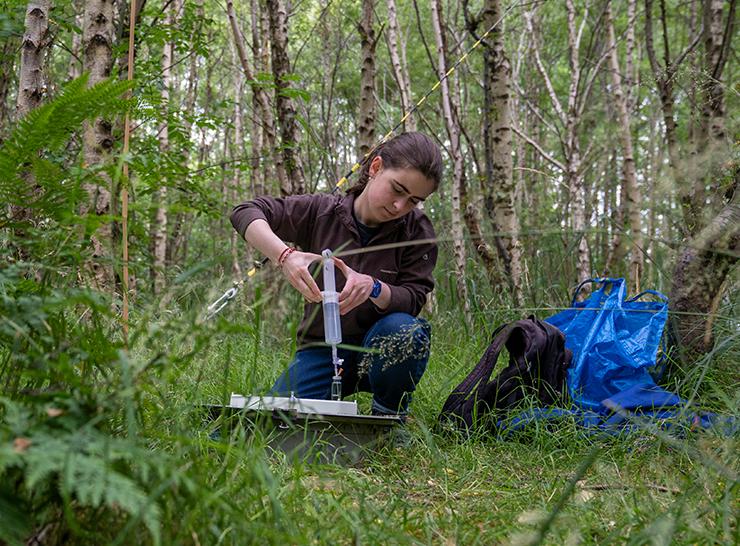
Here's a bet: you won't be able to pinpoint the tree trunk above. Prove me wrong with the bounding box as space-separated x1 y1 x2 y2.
357 0 377 157
698 0 731 147
249 0 265 196
385 0 416 132
151 0 172 296
669 0 736 354
564 0 590 285
645 0 705 235
266 0 305 195
229 39 245 279
226 0 283 194
670 177 738 353
481 0 524 306
430 0 469 316
16 0 51 118
520 4 600 287
81 0 116 291
605 1 643 293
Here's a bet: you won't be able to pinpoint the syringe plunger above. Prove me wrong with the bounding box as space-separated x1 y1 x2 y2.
322 250 342 345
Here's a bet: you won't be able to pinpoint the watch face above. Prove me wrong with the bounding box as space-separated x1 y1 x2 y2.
371 279 382 298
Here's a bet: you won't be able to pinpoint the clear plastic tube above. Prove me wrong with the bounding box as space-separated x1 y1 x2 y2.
322 250 342 345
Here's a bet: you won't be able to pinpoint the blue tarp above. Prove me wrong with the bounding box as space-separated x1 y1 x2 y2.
544 278 676 413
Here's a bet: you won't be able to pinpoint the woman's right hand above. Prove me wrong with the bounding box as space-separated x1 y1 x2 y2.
280 250 322 303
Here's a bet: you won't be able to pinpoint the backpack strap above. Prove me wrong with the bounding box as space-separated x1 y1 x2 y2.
438 322 514 427
439 318 572 431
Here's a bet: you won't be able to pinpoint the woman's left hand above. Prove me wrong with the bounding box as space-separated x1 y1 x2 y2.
332 257 374 315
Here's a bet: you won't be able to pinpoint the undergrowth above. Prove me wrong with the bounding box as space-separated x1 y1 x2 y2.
0 79 737 545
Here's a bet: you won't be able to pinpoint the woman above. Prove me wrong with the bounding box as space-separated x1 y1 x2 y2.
230 132 443 417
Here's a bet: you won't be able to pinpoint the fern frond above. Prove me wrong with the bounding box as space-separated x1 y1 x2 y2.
0 75 135 183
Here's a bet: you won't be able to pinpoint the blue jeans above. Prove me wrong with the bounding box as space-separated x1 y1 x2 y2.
271 313 431 415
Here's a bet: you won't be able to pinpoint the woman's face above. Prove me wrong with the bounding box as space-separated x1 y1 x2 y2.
359 157 436 226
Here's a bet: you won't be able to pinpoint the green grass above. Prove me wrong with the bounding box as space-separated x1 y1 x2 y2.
2 266 737 545
128 293 739 546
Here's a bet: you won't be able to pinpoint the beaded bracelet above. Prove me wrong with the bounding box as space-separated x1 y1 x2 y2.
277 246 296 268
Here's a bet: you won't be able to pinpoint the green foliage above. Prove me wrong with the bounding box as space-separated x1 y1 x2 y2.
0 397 167 545
0 1 737 544
0 75 133 214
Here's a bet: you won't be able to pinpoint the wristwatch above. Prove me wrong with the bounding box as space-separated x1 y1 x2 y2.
370 278 382 299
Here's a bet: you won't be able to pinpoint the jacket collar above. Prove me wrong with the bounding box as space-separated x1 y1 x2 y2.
335 192 406 242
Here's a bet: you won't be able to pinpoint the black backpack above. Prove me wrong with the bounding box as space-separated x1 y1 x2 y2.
438 316 572 430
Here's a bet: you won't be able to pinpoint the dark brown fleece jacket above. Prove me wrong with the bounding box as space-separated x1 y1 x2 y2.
230 192 437 348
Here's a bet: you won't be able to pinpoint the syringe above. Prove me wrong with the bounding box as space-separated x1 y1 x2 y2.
321 249 343 400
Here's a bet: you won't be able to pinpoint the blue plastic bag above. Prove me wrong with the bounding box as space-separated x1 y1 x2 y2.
545 278 671 413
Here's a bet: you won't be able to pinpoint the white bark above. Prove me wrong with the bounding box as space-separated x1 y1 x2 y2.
483 0 524 306
226 0 283 194
152 0 172 295
606 1 643 293
16 0 51 118
430 0 469 314
81 0 116 291
385 0 416 132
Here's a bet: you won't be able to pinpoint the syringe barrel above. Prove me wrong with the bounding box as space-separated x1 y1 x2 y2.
322 291 342 345
321 250 342 345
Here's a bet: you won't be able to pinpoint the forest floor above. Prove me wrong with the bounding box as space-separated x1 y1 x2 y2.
160 306 739 546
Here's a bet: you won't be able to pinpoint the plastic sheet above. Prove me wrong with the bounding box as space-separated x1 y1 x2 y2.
545 278 672 413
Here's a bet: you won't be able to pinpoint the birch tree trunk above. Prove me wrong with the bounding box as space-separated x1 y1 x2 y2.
357 0 377 157
605 1 643 294
430 0 469 315
481 0 524 306
522 4 595 286
16 0 51 118
249 0 265 195
457 1 502 288
226 0 283 195
698 0 731 147
229 39 245 279
151 0 172 295
266 0 305 194
564 0 590 285
81 0 116 291
385 0 416 132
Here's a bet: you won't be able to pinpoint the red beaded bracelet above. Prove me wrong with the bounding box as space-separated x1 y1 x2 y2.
277 246 296 267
